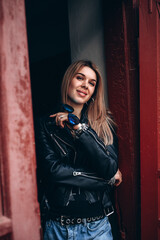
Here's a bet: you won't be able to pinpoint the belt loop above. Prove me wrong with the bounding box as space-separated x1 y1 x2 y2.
83 218 87 226
104 208 107 216
61 216 65 226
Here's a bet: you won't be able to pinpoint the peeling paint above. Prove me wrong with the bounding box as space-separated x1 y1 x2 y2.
23 56 28 70
8 3 14 20
0 0 40 238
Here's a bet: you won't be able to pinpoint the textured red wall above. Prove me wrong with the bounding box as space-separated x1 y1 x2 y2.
0 0 40 239
139 0 160 239
103 1 140 239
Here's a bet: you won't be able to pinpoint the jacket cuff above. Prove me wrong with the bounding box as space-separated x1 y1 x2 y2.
72 123 89 138
107 176 116 186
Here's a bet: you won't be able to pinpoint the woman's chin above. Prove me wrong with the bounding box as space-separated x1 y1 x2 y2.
68 97 87 106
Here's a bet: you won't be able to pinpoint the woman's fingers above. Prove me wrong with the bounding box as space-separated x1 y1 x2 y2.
56 114 67 128
50 112 68 128
114 169 122 186
50 113 56 117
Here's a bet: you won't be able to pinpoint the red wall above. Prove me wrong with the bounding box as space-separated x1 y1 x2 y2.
0 0 41 239
103 1 140 239
139 0 160 239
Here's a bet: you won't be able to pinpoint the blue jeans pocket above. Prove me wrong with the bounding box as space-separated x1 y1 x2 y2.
86 217 108 231
86 217 113 240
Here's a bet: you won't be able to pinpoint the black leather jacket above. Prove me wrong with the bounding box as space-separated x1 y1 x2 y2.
35 111 118 212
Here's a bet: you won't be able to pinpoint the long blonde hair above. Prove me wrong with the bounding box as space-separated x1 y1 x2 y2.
61 60 114 145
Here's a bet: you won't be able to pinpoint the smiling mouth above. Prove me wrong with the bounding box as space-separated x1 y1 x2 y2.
77 90 87 96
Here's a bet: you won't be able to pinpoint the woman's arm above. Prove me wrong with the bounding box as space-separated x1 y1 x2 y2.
35 118 109 190
74 126 118 180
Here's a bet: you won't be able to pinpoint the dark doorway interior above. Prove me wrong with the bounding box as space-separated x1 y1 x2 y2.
25 0 71 118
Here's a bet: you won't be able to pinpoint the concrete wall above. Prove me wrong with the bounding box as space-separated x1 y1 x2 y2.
68 0 108 104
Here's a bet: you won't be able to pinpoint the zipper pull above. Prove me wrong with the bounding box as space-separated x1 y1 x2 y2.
73 171 82 176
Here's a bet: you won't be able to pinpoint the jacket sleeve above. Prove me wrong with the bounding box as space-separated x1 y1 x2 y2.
74 126 118 180
35 118 108 191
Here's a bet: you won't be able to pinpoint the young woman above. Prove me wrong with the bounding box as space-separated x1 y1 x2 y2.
36 60 122 240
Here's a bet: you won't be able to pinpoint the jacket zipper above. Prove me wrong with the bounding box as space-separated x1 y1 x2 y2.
65 188 73 206
50 134 67 156
73 171 107 182
54 134 77 164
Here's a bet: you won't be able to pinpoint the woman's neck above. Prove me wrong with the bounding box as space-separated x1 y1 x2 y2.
73 108 82 119
66 101 83 119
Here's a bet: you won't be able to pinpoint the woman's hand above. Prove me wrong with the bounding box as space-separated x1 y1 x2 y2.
50 112 81 130
114 169 122 186
50 112 69 128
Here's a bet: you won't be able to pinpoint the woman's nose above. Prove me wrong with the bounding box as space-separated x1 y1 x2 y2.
81 80 88 88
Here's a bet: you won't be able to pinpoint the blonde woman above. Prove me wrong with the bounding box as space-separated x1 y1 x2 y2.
36 60 122 240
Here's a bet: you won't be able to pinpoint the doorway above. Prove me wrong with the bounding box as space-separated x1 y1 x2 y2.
25 0 71 118
25 1 140 240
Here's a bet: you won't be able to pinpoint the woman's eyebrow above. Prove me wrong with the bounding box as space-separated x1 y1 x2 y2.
76 72 97 82
76 72 85 77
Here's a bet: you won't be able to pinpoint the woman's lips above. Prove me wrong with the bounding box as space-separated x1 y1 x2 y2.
77 90 87 97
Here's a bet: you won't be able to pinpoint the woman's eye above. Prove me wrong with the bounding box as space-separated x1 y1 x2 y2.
77 76 83 80
89 82 95 86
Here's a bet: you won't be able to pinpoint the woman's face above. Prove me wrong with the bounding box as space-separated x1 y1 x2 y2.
67 66 97 108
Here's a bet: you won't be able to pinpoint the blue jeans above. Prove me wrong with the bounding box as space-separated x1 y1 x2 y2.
43 216 113 240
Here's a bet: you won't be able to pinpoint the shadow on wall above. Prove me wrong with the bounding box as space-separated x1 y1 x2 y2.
30 52 70 118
